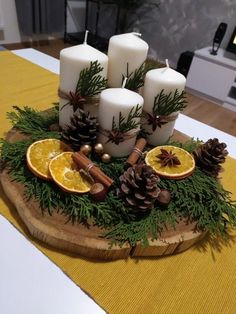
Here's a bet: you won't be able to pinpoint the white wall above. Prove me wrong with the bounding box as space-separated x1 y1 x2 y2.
0 0 21 44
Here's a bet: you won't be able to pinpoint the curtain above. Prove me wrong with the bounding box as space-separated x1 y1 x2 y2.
15 0 65 36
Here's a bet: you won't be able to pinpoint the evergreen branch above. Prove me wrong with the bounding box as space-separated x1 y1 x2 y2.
123 62 154 91
152 89 187 116
6 106 60 140
168 137 202 153
112 104 142 133
1 107 236 247
104 208 177 247
76 61 108 97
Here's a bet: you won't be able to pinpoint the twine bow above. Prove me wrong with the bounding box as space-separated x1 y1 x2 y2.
99 128 139 145
145 112 178 131
58 89 99 112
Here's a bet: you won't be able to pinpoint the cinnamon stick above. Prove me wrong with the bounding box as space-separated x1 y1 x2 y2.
125 138 147 169
72 152 113 189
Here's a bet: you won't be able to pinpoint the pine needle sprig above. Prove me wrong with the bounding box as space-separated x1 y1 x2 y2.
1 106 236 247
0 138 32 170
123 62 154 91
168 137 202 153
112 104 142 133
6 106 60 140
152 89 187 116
104 208 176 247
76 61 108 97
158 169 236 236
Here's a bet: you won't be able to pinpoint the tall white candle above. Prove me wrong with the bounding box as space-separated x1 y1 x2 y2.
98 87 144 157
142 62 186 146
59 33 108 127
107 32 149 88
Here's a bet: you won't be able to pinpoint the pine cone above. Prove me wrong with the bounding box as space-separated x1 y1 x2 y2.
61 109 98 150
118 164 161 216
193 138 228 178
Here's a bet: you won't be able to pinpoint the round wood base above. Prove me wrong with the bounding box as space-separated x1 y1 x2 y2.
0 127 206 260
0 169 206 260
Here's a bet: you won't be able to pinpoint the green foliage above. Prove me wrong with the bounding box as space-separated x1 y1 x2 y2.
152 89 187 116
105 207 177 247
123 62 154 91
6 105 60 140
168 137 202 153
112 104 142 133
1 107 236 247
76 61 107 97
159 169 236 236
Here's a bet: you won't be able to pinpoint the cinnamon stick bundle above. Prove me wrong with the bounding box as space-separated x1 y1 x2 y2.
125 138 147 169
72 152 113 189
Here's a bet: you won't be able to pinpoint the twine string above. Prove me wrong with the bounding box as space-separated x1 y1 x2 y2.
58 89 100 112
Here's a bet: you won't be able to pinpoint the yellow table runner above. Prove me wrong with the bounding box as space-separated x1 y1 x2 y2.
1 51 236 314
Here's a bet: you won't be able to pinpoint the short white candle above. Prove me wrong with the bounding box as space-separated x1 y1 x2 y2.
59 32 108 127
107 32 149 88
142 62 186 146
98 87 144 157
143 64 186 113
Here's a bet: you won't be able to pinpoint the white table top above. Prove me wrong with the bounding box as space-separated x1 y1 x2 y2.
1 48 236 314
0 216 105 314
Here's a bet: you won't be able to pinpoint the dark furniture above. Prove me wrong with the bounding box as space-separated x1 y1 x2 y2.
64 0 120 51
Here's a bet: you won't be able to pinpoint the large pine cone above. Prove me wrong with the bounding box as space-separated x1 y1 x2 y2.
61 109 98 150
118 164 161 215
193 138 228 178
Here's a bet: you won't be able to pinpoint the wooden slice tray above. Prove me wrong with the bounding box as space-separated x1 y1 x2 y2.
0 128 206 260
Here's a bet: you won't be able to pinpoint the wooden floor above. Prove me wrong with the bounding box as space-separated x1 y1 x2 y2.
4 39 236 137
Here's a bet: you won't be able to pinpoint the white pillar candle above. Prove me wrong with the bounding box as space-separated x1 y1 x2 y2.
142 62 186 146
98 87 144 157
107 32 149 88
59 33 108 127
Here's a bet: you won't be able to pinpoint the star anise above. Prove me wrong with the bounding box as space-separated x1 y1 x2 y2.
156 149 181 167
146 113 169 131
60 90 86 112
106 130 125 145
68 91 86 112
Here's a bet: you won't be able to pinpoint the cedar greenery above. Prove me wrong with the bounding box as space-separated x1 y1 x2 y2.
1 107 236 247
61 61 107 112
6 105 60 141
152 89 187 116
76 61 107 97
123 62 154 91
111 104 142 133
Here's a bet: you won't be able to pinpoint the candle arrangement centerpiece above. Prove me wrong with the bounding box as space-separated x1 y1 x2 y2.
1 32 236 260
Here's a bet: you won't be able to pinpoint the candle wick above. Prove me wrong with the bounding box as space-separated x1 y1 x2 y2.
84 30 89 44
165 59 170 68
132 32 142 37
122 77 128 88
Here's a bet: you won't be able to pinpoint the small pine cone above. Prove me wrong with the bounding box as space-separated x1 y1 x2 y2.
61 109 98 151
193 138 228 178
118 164 161 216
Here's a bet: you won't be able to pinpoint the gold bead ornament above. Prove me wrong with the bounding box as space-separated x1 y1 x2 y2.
101 153 111 163
80 144 92 156
94 143 104 155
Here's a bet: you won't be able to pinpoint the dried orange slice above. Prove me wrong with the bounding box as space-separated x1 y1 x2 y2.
145 145 195 180
49 152 91 193
26 139 71 180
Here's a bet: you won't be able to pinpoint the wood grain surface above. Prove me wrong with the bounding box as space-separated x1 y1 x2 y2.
0 127 206 260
